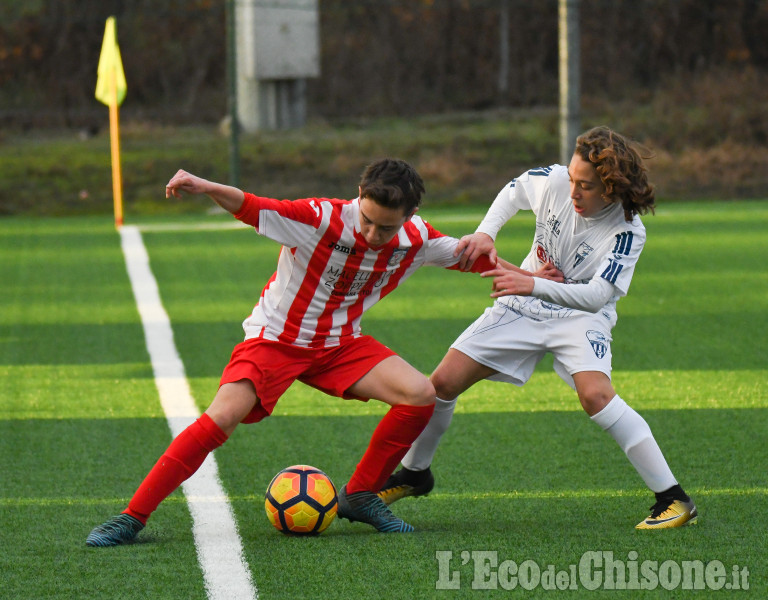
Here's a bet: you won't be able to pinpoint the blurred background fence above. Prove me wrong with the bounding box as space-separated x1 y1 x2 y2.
1 0 767 215
2 0 767 133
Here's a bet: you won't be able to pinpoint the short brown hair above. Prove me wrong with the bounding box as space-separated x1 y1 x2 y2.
359 158 425 215
574 126 656 221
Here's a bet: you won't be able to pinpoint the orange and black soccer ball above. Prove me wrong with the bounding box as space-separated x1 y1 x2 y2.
264 465 338 535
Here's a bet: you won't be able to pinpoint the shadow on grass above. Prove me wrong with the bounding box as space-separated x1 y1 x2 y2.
3 409 765 599
5 308 763 376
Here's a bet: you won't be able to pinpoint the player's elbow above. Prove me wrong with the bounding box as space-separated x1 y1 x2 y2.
580 299 605 313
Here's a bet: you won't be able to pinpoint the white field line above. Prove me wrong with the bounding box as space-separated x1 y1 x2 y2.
136 221 251 232
120 226 257 600
2 484 763 508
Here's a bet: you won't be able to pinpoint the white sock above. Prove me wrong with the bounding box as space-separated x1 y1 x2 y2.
590 395 677 493
401 397 457 471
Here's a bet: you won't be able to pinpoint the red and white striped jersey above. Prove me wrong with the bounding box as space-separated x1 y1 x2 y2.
234 194 482 348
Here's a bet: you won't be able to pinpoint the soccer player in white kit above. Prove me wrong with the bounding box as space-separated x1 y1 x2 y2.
86 158 525 545
379 127 697 529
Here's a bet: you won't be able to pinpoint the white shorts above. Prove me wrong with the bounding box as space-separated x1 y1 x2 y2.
451 302 614 390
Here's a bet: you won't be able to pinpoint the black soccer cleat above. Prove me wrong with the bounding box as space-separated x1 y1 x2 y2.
337 485 414 533
86 513 145 547
377 466 434 506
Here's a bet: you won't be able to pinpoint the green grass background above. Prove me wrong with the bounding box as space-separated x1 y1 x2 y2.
1 202 766 598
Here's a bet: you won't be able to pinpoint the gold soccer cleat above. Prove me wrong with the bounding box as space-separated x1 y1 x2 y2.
636 498 698 529
377 467 434 506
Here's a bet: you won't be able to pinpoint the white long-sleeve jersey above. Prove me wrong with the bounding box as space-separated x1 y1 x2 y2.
476 165 646 322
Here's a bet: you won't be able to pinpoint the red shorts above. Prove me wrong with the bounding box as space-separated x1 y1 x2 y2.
219 335 396 423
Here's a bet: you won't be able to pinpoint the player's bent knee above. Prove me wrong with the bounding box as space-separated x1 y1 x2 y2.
577 389 614 416
394 376 435 407
573 372 616 417
431 370 464 402
430 350 493 400
411 377 437 406
206 380 258 434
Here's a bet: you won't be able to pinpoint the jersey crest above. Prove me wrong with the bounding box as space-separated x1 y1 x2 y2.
573 241 594 268
388 248 408 266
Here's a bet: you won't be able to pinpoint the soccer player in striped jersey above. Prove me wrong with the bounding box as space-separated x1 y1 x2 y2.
380 127 698 530
86 158 554 545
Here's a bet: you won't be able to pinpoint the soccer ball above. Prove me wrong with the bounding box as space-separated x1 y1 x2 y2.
264 465 338 535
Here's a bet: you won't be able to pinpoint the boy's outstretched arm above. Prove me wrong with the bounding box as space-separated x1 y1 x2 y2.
454 232 497 271
454 232 562 279
165 169 245 214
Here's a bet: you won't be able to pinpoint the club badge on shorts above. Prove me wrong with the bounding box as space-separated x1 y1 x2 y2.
586 330 608 359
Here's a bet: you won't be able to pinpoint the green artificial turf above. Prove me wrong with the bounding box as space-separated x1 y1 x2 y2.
1 202 766 598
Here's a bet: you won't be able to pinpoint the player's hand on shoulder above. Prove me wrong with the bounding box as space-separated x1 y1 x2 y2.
165 169 211 198
456 232 497 271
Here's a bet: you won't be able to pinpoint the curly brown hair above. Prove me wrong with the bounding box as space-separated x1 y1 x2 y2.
574 126 656 222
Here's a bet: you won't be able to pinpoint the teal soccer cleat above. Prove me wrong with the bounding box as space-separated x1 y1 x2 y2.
337 486 414 533
86 514 145 547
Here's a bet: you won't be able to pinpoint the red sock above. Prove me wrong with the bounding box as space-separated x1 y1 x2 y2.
346 403 435 494
123 414 228 524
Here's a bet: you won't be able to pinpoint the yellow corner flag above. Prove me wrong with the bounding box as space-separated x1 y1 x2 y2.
95 16 126 228
95 17 127 107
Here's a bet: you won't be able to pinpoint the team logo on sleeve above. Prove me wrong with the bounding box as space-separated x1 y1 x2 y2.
388 248 408 266
612 231 634 260
601 260 624 284
586 330 608 359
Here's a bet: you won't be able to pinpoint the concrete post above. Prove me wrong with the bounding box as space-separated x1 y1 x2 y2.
559 0 581 164
236 0 320 132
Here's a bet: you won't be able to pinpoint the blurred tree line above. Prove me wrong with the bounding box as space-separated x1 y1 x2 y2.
1 0 767 130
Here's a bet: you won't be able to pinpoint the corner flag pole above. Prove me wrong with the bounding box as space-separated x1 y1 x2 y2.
95 17 127 229
108 73 124 228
